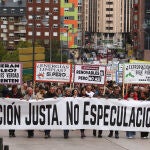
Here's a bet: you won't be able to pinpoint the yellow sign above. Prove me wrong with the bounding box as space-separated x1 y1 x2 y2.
130 59 150 64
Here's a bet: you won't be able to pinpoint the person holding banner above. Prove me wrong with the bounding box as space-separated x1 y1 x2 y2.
23 87 36 138
93 86 107 138
44 86 57 138
139 91 149 139
8 85 23 137
63 87 72 139
108 86 122 139
79 87 89 138
125 90 136 139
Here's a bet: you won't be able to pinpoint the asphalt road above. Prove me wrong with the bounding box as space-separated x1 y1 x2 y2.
0 130 150 150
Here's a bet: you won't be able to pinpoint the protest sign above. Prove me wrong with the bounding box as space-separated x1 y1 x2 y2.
0 97 150 132
124 63 150 84
0 62 22 84
74 65 105 84
116 71 123 83
35 62 72 83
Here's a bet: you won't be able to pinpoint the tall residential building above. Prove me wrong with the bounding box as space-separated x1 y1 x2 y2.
60 0 78 49
26 0 60 46
0 0 26 50
132 0 150 60
83 0 132 48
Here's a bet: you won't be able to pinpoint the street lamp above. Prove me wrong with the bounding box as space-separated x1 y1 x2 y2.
42 13 53 62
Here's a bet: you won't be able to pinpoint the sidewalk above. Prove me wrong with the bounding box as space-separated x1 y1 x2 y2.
0 130 149 150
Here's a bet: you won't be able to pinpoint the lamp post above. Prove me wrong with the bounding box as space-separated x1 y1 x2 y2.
42 13 53 62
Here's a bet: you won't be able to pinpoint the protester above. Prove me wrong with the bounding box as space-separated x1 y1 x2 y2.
43 86 57 138
8 85 23 137
93 86 107 138
108 86 122 139
23 87 36 138
79 87 89 138
139 91 149 139
63 87 72 139
125 90 136 139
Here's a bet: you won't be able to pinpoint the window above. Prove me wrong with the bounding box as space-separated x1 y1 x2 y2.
45 0 50 3
53 7 58 12
1 17 7 21
9 25 14 30
36 0 41 3
37 7 41 12
54 0 58 3
106 2 113 5
53 16 58 20
28 0 33 2
36 32 41 36
64 16 69 20
11 9 15 14
28 7 33 11
106 8 113 11
65 0 68 3
64 8 69 11
28 32 32 36
3 9 7 13
53 24 58 28
20 9 24 14
36 24 41 28
44 32 49 36
53 32 58 36
9 17 14 22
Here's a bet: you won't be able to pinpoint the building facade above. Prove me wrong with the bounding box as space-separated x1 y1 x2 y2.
26 0 60 46
0 0 26 50
60 0 78 49
83 0 132 49
132 0 150 60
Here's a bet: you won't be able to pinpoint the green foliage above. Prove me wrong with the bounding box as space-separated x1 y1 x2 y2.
1 50 19 62
17 41 32 48
0 42 6 62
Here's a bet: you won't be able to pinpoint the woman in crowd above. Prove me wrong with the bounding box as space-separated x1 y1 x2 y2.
125 90 136 139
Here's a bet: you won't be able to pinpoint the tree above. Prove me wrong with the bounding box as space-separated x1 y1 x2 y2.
1 50 19 62
0 42 6 62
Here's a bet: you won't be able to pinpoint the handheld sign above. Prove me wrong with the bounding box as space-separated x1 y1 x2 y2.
0 62 22 84
74 64 105 84
35 62 72 83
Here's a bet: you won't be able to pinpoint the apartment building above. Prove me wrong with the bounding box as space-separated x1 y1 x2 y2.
83 0 132 48
132 0 150 60
60 0 78 49
26 0 60 46
0 0 26 50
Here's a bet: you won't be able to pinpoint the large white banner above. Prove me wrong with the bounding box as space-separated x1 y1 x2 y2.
74 65 105 84
35 62 72 83
0 62 22 84
124 63 150 84
0 98 150 131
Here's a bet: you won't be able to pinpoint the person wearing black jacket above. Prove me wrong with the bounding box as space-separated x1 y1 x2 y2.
93 86 107 138
107 86 122 139
8 85 23 137
44 86 57 138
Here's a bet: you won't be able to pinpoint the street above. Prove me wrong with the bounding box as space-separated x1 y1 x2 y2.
0 130 149 150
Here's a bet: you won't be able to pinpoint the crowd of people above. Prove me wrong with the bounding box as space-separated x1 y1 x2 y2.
1 80 150 139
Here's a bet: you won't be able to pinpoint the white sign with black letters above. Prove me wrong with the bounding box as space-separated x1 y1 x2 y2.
74 65 105 84
0 62 22 84
35 62 72 83
124 63 150 84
